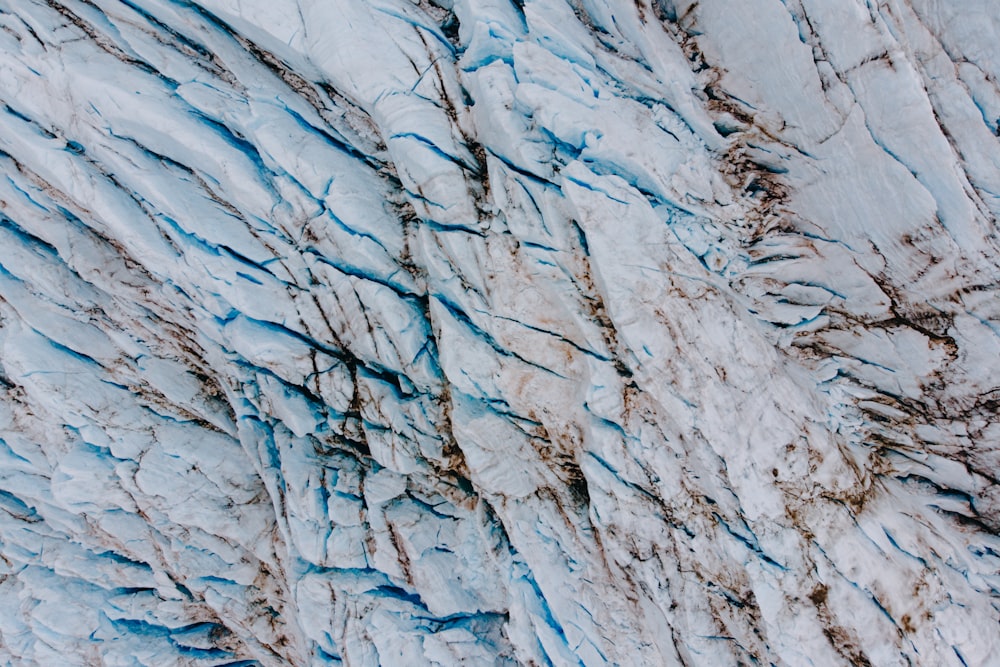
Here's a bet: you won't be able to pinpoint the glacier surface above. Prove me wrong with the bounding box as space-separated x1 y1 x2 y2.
0 0 999 664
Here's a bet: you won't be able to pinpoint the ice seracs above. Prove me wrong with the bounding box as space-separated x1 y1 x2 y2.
0 0 999 665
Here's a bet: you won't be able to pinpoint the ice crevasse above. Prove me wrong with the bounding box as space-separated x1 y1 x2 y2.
0 0 999 665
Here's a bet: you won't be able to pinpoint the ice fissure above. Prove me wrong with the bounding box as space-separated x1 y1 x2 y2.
0 0 999 664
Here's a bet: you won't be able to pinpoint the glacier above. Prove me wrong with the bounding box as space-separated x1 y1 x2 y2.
0 0 999 664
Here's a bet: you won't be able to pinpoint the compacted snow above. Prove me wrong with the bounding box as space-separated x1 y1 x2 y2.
0 0 999 664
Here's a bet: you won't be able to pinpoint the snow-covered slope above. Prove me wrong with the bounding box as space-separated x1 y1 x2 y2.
1 0 999 664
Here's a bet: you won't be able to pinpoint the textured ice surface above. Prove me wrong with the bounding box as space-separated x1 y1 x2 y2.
0 0 999 664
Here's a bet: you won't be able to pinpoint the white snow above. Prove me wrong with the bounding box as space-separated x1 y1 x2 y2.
0 0 999 664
